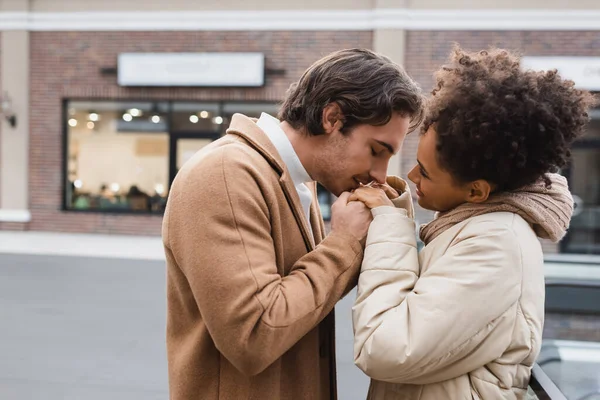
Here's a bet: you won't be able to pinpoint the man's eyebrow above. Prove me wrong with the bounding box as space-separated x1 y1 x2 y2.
375 140 397 155
417 159 428 175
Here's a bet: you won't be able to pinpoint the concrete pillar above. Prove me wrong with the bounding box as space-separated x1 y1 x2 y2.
0 28 30 222
373 28 407 177
373 0 408 177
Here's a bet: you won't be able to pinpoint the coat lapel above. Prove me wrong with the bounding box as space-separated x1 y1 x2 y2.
308 182 325 245
226 113 316 252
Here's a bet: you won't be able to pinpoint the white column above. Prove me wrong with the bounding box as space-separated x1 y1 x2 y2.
373 27 407 177
0 29 31 222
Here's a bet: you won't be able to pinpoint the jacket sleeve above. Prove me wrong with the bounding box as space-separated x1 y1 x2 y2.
164 146 363 377
353 213 522 385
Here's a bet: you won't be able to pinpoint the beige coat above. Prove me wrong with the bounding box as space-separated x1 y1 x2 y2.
353 188 545 399
163 114 363 400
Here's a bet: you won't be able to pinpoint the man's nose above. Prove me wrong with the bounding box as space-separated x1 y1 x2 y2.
370 163 388 185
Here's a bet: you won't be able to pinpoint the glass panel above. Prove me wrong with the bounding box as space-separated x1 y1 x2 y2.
65 101 169 213
171 102 221 133
563 114 600 254
221 102 280 133
176 138 214 171
317 184 332 221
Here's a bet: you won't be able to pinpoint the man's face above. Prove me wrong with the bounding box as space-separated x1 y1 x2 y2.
313 113 411 196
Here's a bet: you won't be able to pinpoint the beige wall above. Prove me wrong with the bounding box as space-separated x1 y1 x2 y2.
30 0 372 12
0 0 28 12
25 0 600 12
0 30 29 215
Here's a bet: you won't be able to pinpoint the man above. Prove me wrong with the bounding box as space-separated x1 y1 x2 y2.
162 48 424 400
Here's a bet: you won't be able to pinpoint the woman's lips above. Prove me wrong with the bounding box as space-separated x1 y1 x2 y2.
416 187 424 197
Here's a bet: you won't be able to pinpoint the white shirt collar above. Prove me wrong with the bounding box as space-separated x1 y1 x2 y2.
256 113 312 185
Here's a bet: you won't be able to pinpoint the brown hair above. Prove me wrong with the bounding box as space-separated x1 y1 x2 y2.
423 45 597 191
279 48 424 135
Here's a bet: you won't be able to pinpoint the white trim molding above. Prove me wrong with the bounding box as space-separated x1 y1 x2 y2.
0 209 31 223
374 9 600 31
1 9 600 31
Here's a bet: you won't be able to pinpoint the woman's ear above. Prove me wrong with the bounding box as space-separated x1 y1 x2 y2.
321 102 344 134
466 180 494 204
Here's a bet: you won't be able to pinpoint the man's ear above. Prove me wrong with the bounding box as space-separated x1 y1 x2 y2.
465 179 494 204
321 103 344 134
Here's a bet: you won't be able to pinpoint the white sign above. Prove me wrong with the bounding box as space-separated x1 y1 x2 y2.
521 57 600 90
118 53 265 87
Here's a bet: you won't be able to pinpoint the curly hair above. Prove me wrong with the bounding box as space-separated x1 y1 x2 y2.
423 45 597 191
279 48 425 136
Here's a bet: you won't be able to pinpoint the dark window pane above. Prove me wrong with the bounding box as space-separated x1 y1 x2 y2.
171 102 221 133
563 110 600 254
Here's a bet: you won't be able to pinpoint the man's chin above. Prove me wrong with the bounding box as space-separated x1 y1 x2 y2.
319 182 345 197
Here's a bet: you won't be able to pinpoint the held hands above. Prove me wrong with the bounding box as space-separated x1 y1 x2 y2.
348 182 399 209
330 192 373 245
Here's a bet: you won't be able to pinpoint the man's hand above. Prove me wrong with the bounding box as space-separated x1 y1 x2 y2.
348 186 394 209
330 192 373 244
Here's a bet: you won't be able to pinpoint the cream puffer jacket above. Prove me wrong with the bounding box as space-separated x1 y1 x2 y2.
353 180 545 400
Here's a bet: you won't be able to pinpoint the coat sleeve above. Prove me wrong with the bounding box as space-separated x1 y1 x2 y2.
164 145 363 377
353 214 522 385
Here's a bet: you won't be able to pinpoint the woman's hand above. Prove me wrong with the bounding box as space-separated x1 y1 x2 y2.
379 183 400 200
348 186 394 209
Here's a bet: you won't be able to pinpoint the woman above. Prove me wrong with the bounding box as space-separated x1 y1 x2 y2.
349 46 595 399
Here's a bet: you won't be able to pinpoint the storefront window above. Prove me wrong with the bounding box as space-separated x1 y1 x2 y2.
317 184 333 221
171 102 221 133
222 102 280 132
64 100 280 214
65 101 170 213
562 108 600 254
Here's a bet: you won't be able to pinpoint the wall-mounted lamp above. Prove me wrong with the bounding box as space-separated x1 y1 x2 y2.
0 92 16 128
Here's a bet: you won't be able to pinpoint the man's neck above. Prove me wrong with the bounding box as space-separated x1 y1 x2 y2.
280 121 321 181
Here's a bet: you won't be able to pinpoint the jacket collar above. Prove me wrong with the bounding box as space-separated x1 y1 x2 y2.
226 113 321 250
226 113 286 176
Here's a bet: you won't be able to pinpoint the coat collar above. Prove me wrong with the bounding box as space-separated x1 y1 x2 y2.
226 113 322 250
226 113 286 176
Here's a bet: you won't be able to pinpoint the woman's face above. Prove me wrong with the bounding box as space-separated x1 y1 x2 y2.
407 127 473 212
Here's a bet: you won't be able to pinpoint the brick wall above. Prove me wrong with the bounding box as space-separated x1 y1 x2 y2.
23 30 372 235
404 31 600 252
